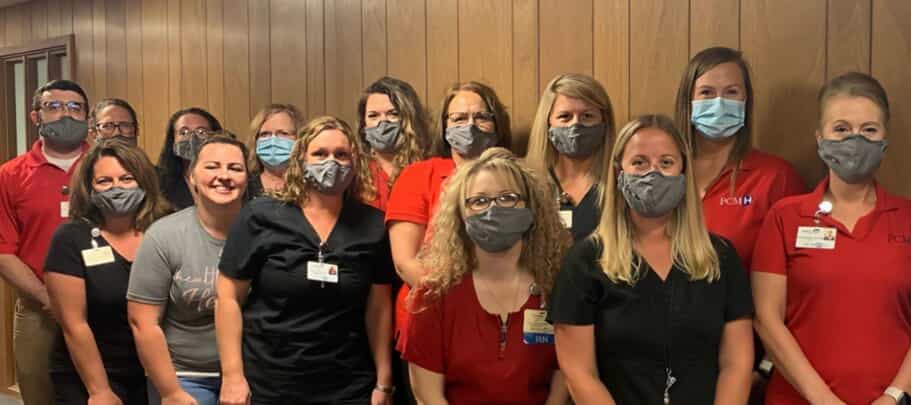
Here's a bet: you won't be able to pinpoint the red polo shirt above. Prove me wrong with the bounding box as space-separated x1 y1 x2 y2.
366 159 391 211
385 157 456 350
0 140 87 280
752 179 911 405
402 274 558 405
702 148 806 270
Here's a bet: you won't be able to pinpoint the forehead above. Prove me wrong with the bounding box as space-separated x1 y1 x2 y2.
466 167 521 194
552 94 598 112
261 111 294 128
822 95 885 124
448 90 486 112
308 128 351 148
622 127 681 158
197 143 244 162
175 113 211 128
41 89 85 103
366 93 394 109
92 155 128 175
694 62 745 87
96 105 134 121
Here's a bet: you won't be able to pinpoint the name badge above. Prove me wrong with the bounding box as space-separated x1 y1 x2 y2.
60 201 69 218
307 261 339 283
81 246 115 266
522 309 554 344
795 226 836 249
558 210 573 229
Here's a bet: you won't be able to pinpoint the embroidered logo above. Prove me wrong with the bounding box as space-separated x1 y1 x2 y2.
720 195 753 207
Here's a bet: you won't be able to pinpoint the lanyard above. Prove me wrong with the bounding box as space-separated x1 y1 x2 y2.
663 270 677 404
548 168 572 206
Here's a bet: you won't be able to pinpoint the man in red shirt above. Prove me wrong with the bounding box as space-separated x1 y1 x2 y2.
0 79 90 405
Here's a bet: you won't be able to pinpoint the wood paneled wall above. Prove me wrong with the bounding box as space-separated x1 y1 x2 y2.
0 0 909 196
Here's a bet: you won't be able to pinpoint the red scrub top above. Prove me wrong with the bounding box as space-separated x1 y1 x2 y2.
402 274 558 405
366 159 391 211
385 157 456 349
0 140 87 280
752 178 911 405
702 148 806 270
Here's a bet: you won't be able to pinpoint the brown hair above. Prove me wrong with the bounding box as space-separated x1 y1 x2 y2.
69 140 172 231
247 104 305 174
273 116 373 204
188 131 249 171
817 71 890 127
433 81 512 157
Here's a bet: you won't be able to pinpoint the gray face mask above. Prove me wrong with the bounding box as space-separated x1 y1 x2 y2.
364 120 402 153
90 186 146 216
618 171 686 218
548 123 607 158
173 135 204 161
304 159 354 195
445 125 498 157
464 206 534 253
817 134 887 184
39 116 88 152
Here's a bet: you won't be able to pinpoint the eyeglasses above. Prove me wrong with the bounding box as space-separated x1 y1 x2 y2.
95 121 137 136
177 127 214 139
447 111 495 127
465 192 523 212
257 130 295 140
40 100 86 115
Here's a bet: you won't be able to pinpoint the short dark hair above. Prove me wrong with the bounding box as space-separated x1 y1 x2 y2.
32 79 89 110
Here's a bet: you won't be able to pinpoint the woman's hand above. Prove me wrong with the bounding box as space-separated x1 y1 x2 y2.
808 390 846 405
870 395 899 405
87 389 123 405
160 390 199 405
371 388 393 405
219 374 251 405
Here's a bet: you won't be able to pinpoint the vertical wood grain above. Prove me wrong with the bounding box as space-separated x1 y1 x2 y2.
539 0 593 88
125 0 143 146
690 0 739 53
248 0 270 125
270 0 308 112
594 0 630 125
629 0 689 116
362 0 387 87
306 0 326 118
324 0 362 125
92 0 107 98
180 0 207 108
30 0 47 41
511 0 538 154
828 0 871 77
166 0 180 113
205 0 225 122
72 0 94 97
387 0 426 100
106 0 128 99
458 1 512 111
140 0 169 157
425 0 458 115
222 0 250 134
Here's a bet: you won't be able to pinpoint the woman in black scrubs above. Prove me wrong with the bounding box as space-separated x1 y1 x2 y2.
45 140 171 404
549 114 754 404
524 73 615 241
156 107 223 209
216 116 394 405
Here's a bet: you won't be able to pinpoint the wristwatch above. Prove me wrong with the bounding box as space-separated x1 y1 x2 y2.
757 359 774 379
885 386 906 403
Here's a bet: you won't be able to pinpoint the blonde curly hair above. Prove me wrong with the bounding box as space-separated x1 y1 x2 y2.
413 147 571 308
271 116 374 204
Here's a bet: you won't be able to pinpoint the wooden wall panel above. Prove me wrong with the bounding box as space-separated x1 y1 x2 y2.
0 0 910 197
629 0 689 117
872 0 911 196
742 0 827 184
594 0 630 125
690 0 739 53
828 0 871 77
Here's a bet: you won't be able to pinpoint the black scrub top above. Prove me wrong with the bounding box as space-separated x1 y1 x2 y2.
548 235 753 405
219 196 395 404
551 170 601 241
44 220 144 377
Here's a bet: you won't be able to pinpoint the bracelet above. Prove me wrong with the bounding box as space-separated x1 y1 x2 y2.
374 384 396 394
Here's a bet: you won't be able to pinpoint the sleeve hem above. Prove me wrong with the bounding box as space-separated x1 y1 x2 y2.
125 294 169 305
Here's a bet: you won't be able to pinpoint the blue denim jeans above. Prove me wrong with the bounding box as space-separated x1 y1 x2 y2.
148 376 221 405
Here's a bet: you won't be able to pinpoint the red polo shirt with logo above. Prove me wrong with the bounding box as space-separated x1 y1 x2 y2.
385 157 456 350
751 179 911 405
0 140 87 280
366 159 391 211
702 148 806 270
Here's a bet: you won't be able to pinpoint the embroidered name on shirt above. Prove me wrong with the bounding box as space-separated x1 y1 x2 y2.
720 195 753 207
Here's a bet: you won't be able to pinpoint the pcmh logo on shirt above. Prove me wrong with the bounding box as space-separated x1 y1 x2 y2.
720 195 753 207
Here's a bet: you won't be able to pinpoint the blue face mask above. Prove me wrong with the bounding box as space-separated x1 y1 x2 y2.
256 136 294 168
690 97 746 139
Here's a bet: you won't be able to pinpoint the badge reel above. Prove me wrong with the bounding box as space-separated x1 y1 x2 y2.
81 227 115 266
795 200 836 250
307 243 338 287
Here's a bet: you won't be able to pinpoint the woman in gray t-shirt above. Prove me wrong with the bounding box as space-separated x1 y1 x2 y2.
127 134 249 405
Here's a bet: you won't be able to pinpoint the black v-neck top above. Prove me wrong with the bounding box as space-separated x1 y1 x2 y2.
548 235 753 404
219 196 394 403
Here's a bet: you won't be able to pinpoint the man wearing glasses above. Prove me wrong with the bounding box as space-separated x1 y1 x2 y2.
0 79 90 405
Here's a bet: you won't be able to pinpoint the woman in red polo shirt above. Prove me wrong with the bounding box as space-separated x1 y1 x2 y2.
403 147 570 404
752 72 911 405
357 77 433 211
674 47 806 270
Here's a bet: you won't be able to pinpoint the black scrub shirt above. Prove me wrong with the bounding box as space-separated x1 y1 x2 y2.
548 235 753 405
550 169 601 241
219 196 395 404
44 220 144 377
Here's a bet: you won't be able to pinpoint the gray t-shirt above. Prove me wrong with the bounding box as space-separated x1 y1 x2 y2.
127 207 223 374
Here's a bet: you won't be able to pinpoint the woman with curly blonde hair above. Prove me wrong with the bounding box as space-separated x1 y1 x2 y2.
246 103 304 197
549 114 754 404
402 147 571 405
357 77 433 210
215 116 393 404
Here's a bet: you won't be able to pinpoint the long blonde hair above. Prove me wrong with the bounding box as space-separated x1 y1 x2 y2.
525 73 616 182
272 116 374 204
596 114 719 284
414 147 571 306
